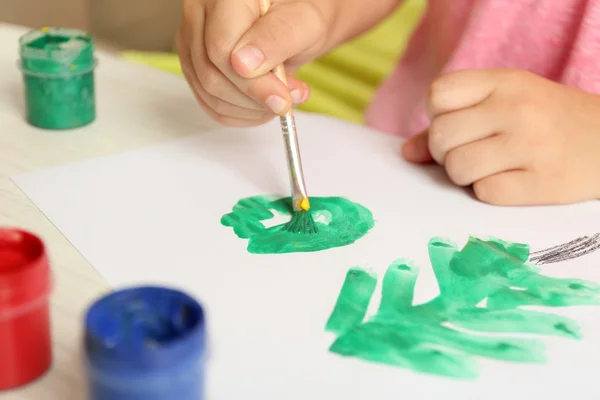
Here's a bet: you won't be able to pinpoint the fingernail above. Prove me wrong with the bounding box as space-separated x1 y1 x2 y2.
266 95 287 114
291 89 304 104
401 139 415 158
402 138 422 162
402 136 433 164
301 84 310 102
234 46 264 72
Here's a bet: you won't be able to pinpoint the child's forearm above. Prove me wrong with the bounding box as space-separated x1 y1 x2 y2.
321 0 404 52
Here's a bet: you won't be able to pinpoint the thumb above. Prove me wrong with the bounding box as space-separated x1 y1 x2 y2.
230 2 327 78
402 130 434 164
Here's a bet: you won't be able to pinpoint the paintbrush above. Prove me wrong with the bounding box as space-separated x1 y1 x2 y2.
258 0 317 234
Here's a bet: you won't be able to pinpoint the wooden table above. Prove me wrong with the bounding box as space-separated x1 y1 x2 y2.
0 23 215 399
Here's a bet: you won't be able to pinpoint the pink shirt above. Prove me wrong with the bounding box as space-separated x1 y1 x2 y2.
366 0 600 137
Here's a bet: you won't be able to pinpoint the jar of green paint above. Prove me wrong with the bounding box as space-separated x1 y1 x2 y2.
19 27 96 130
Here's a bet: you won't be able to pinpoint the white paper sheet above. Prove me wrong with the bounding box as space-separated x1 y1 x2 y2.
12 110 600 399
4 19 599 400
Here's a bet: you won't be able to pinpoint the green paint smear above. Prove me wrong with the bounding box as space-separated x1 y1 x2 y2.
326 236 600 379
221 195 374 254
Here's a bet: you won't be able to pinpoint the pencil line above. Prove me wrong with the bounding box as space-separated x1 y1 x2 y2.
530 233 600 265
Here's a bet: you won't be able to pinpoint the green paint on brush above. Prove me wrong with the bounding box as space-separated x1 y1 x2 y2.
326 236 600 379
221 195 374 254
281 210 318 234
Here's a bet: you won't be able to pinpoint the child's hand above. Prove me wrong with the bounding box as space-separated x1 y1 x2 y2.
402 69 600 206
178 0 400 127
177 0 333 127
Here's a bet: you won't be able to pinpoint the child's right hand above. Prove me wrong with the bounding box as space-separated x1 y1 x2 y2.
177 0 334 126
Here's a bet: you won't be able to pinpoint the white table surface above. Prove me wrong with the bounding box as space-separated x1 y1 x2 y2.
0 23 218 399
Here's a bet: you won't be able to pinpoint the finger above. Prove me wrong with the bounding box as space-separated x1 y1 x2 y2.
402 130 434 163
230 2 327 78
428 69 502 117
428 101 502 164
183 62 273 126
179 4 265 111
475 170 592 206
204 0 294 115
287 75 311 104
186 29 266 112
179 31 269 120
179 32 274 126
444 134 525 186
184 63 272 121
473 170 540 206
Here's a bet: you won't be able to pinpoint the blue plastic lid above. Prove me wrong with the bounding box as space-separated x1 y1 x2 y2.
84 286 205 373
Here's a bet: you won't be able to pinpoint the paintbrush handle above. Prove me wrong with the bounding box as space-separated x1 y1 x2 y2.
259 0 310 211
259 0 292 116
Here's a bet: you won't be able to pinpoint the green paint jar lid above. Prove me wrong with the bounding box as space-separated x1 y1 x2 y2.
18 27 97 130
19 27 95 77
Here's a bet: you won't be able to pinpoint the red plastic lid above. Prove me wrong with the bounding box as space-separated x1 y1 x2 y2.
0 228 51 310
0 228 52 390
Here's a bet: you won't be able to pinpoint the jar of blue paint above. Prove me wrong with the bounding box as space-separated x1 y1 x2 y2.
84 286 206 400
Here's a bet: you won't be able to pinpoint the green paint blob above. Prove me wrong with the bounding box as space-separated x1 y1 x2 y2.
325 267 377 336
326 236 600 379
221 195 374 254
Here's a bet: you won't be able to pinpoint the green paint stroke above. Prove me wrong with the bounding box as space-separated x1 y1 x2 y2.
221 195 374 254
326 236 600 379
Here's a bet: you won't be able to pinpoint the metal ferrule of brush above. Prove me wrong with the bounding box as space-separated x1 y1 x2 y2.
280 115 309 212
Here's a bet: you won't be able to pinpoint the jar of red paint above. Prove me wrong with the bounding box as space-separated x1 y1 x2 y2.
0 228 52 390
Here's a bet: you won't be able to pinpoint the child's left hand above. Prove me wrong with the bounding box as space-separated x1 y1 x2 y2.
402 69 600 206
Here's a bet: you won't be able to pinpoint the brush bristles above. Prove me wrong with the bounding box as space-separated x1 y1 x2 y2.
282 210 318 234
